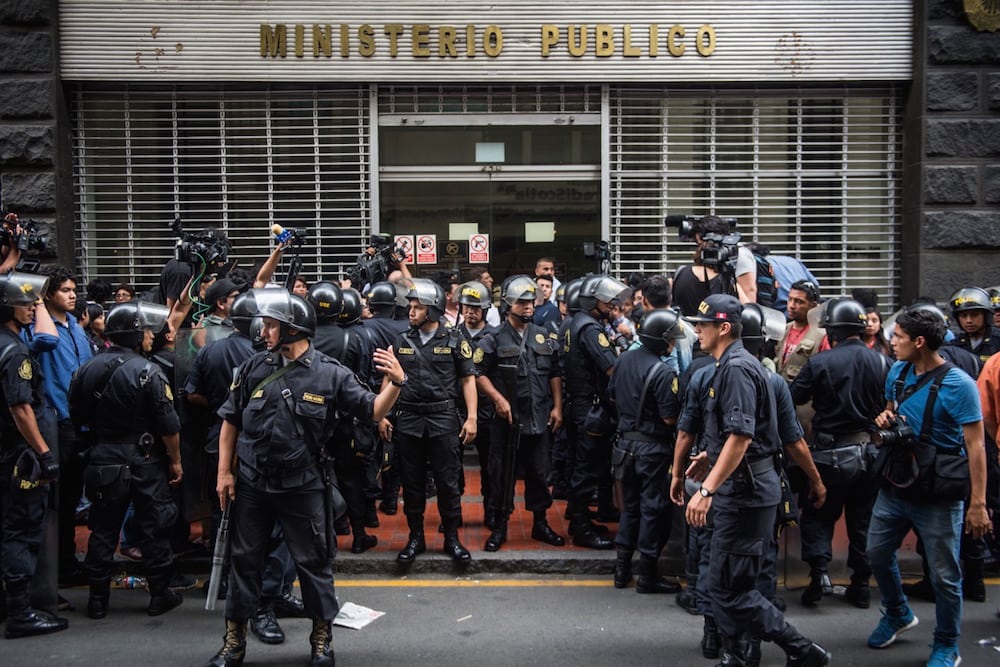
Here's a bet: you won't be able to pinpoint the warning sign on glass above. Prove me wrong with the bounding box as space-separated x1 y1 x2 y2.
416 234 437 264
469 233 490 264
394 235 415 264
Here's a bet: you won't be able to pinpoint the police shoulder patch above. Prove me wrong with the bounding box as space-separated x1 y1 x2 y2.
671 377 679 395
460 340 473 359
597 333 610 348
473 347 484 364
17 358 32 380
708 387 715 398
534 333 545 344
165 384 174 402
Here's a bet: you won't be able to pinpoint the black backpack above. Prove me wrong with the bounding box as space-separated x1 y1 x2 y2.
751 251 778 309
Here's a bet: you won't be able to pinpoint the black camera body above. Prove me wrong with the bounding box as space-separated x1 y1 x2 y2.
171 218 231 268
875 422 918 448
664 214 738 242
699 232 743 274
583 240 612 263
0 215 48 254
347 233 405 287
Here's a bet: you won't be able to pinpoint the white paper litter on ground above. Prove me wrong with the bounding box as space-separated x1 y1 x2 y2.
333 602 385 630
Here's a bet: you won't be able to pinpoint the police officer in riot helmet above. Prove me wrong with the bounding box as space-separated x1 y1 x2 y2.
609 308 685 593
683 294 830 667
563 273 630 549
70 300 184 620
948 286 1000 363
0 271 69 639
383 278 477 563
475 275 565 551
209 290 404 667
790 297 885 611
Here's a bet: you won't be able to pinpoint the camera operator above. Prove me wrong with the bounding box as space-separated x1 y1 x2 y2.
865 307 989 667
344 235 411 292
670 215 758 317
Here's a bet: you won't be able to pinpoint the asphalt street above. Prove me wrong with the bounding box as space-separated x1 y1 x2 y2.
7 576 1000 666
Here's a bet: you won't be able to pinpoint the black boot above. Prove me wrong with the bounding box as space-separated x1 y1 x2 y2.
569 516 614 550
484 522 507 552
351 527 378 554
250 606 284 644
396 532 426 563
800 569 831 607
147 569 183 616
443 533 472 562
844 577 871 609
87 577 111 619
635 554 681 594
206 618 247 667
530 513 565 546
701 617 720 659
963 558 987 602
309 619 336 666
4 581 68 639
614 547 633 589
715 634 748 667
364 501 380 528
746 638 762 667
772 622 830 667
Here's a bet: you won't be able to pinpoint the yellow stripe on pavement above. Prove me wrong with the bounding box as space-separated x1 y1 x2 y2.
335 579 611 588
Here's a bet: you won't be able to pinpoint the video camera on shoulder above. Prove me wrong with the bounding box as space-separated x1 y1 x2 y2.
664 214 741 273
0 212 49 254
170 217 231 268
346 233 407 287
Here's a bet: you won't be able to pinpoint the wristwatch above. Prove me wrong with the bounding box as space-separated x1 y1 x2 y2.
699 486 714 498
390 374 407 388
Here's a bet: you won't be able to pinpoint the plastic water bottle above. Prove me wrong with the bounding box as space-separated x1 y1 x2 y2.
115 574 146 589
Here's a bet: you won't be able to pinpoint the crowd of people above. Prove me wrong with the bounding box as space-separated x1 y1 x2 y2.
0 211 998 667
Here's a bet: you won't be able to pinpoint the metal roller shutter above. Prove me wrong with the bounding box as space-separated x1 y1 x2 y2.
610 85 902 311
71 85 370 292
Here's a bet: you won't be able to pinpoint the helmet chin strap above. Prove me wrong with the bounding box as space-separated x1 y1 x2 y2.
513 311 533 324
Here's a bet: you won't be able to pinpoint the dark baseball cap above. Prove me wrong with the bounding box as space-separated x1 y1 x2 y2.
204 278 241 306
684 294 743 323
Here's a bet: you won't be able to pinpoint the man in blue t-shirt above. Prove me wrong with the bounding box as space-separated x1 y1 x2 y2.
866 307 989 667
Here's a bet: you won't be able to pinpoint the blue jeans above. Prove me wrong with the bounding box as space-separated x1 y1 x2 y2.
866 489 963 647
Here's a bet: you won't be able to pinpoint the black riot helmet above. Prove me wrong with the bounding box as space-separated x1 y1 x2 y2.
578 274 630 313
367 280 406 315
307 281 344 321
0 270 48 324
949 286 992 316
821 297 867 343
564 277 585 314
907 301 950 326
255 289 316 348
637 308 686 356
406 278 446 324
105 300 170 350
740 303 767 356
457 281 492 310
989 288 1000 313
229 289 259 337
338 288 363 326
501 275 539 323
555 283 567 303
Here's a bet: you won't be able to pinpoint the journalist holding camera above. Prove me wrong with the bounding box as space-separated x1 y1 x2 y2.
865 306 990 667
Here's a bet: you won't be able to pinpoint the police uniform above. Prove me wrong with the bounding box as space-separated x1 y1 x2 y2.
392 323 476 540
952 326 1000 365
218 343 376 623
70 345 182 602
459 320 496 506
562 309 618 538
790 337 885 602
608 344 680 562
476 321 557 527
689 294 827 665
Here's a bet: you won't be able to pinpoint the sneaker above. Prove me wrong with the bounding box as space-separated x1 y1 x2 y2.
926 643 961 667
868 608 918 649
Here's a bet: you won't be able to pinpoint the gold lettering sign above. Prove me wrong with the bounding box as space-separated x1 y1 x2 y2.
258 22 716 60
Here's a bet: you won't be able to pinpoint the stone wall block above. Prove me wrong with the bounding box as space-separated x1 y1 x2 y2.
925 166 977 204
927 72 979 111
924 211 1000 248
0 124 54 166
984 165 1000 204
928 0 965 22
989 74 1000 110
927 119 1000 157
0 31 52 73
930 25 1000 65
920 252 1000 300
0 171 55 212
0 79 52 119
0 0 51 25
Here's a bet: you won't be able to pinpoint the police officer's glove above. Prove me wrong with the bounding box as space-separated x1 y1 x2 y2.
38 450 59 482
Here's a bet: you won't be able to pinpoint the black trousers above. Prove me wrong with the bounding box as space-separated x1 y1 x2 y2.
84 459 176 579
613 439 673 559
395 429 464 534
486 427 552 517
55 418 85 573
799 479 875 581
0 444 49 585
708 500 786 641
473 418 494 505
566 402 612 521
226 477 337 621
331 424 370 531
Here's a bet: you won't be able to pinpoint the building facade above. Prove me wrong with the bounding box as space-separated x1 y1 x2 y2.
1 1 999 309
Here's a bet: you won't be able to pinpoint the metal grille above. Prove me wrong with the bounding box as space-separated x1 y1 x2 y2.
378 85 601 114
610 86 903 311
71 85 370 291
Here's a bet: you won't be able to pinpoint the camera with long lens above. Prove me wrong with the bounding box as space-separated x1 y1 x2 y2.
170 217 231 268
664 214 739 243
347 233 406 287
0 213 49 254
875 421 917 447
699 232 743 274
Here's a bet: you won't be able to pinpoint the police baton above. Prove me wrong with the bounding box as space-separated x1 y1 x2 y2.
204 496 232 611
